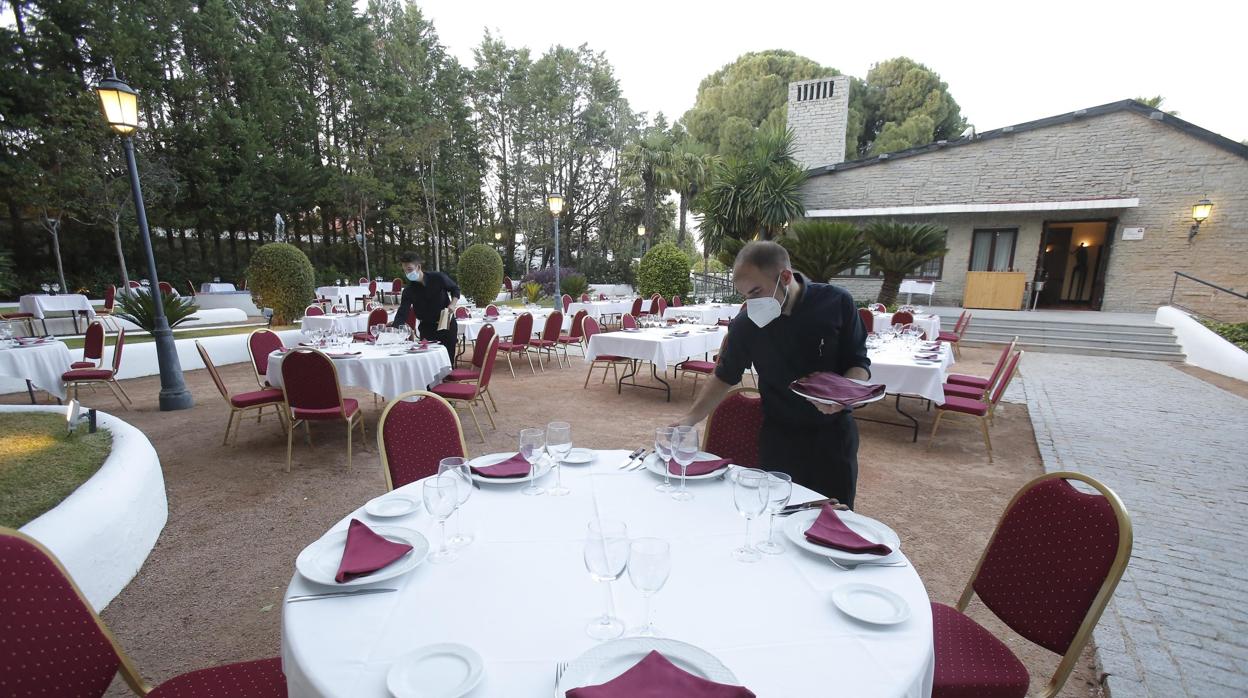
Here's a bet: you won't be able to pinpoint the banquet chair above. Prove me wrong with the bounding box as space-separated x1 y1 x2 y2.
928 351 1022 463
557 309 588 357
157 281 176 297
497 312 536 377
353 307 389 342
405 307 418 334
238 277 247 290
943 338 1018 401
358 277 369 285
857 307 874 333
279 348 367 472
97 284 122 331
431 334 499 442
581 316 630 388
580 293 590 302
445 323 498 412
652 294 667 318
621 313 638 329
939 311 971 359
0 527 288 698
185 279 197 297
631 297 647 318
531 311 566 369
384 278 404 304
197 341 287 445
377 390 469 490
560 294 572 313
0 311 38 337
62 327 130 410
72 321 106 369
930 471 1131 698
890 310 914 327
899 323 928 340
484 304 500 317
503 276 514 298
674 336 725 393
304 304 325 317
598 293 607 300
355 280 378 309
248 328 285 388
128 280 142 290
455 306 470 320
869 302 886 312
671 295 683 307
702 386 764 468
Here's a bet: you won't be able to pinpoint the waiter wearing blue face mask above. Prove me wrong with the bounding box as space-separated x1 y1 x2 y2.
390 251 461 361
673 241 871 508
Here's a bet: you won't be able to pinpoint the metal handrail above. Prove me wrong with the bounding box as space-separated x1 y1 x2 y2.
691 271 734 301
1169 271 1247 323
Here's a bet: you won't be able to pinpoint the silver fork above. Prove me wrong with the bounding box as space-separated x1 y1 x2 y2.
553 661 569 695
625 450 651 471
616 448 644 469
826 558 909 571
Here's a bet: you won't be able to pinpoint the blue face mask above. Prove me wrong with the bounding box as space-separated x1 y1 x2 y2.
405 270 422 283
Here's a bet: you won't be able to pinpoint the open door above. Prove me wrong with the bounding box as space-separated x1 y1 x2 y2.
1089 218 1117 311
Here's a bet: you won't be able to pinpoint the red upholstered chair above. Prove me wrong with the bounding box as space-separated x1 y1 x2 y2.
928 351 1022 463
128 280 142 289
446 324 498 412
385 278 404 304
497 311 536 377
702 386 764 468
63 327 130 409
598 292 607 300
431 334 499 442
857 307 874 333
653 294 667 318
900 322 928 340
377 390 469 490
185 279 197 297
671 295 683 307
73 321 106 369
484 304 500 317
621 313 638 329
304 304 324 317
247 329 285 388
890 310 914 327
157 280 176 297
358 277 369 285
279 348 367 472
353 307 389 342
531 310 566 368
869 302 886 312
931 472 1131 698
631 297 647 317
945 338 1018 400
940 311 971 359
561 293 572 312
405 307 417 332
0 311 37 337
455 306 470 320
581 316 630 388
557 309 588 356
0 527 287 698
356 280 377 309
580 293 590 302
197 341 286 445
503 276 514 298
97 284 121 330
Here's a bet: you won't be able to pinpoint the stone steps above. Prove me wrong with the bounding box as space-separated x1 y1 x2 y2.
934 311 1185 361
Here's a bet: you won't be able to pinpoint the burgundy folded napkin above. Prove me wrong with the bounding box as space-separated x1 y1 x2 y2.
470 453 533 478
328 351 362 358
789 372 885 407
914 353 940 360
667 457 732 476
334 519 413 583
803 505 893 555
566 650 754 698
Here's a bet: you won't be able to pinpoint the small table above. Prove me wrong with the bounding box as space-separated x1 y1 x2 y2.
18 294 96 334
0 340 73 401
266 345 452 400
199 282 237 293
664 304 739 325
855 342 955 442
584 326 725 401
874 312 941 341
316 286 373 312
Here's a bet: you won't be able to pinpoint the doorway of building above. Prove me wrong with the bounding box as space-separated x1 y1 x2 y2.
1034 220 1114 310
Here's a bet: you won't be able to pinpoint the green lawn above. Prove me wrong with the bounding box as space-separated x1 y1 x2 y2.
59 324 274 350
0 412 113 528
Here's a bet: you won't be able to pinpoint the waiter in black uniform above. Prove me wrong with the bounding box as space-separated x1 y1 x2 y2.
673 241 870 508
390 251 461 361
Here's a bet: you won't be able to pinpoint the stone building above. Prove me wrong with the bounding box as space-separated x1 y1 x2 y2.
790 78 1248 316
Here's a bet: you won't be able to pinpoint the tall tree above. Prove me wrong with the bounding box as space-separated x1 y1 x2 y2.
622 114 675 249
856 57 966 157
696 126 806 254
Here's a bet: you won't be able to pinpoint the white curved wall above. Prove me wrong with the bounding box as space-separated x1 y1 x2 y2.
1156 306 1248 382
7 405 167 611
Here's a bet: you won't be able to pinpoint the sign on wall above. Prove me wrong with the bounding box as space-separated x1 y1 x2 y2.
1122 227 1145 240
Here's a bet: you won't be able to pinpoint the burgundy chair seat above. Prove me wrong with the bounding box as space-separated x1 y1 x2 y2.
931 602 1029 698
70 360 97 369
531 338 555 348
231 388 285 409
148 657 288 697
431 382 477 400
717 318 730 326
942 383 985 400
293 398 359 421
940 394 989 416
938 331 960 342
556 335 578 344
352 331 372 342
62 368 112 380
947 373 990 389
497 341 526 352
445 367 480 381
680 360 716 373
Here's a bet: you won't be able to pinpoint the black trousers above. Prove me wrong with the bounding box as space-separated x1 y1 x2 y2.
417 318 457 364
758 413 860 509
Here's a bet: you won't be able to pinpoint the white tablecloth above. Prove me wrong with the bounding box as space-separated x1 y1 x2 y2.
873 313 941 341
868 342 955 404
664 304 739 325
459 310 569 342
585 326 725 373
18 294 95 321
316 286 373 305
0 341 73 399
266 345 452 400
281 450 934 697
199 282 237 293
302 312 391 336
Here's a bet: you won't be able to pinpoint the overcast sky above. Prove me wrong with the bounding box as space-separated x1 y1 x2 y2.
415 0 1247 143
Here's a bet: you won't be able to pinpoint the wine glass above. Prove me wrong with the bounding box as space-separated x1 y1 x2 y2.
422 474 459 564
584 519 630 640
438 457 474 548
627 538 671 637
51 282 60 294
653 427 675 493
369 324 381 342
546 421 572 497
40 283 50 294
519 428 546 496
757 472 793 555
732 468 770 563
669 426 699 502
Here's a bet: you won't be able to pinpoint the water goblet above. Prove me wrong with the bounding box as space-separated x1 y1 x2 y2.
584 519 630 640
519 428 546 496
546 421 572 496
653 427 675 493
732 468 770 563
757 472 793 555
422 474 459 564
627 538 671 637
670 426 699 502
438 457 474 548
40 283 50 294
51 283 60 294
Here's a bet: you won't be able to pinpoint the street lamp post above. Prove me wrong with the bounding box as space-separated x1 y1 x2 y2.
547 194 564 310
637 224 646 257
94 72 193 410
355 231 371 279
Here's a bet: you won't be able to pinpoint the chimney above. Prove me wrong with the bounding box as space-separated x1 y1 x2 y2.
788 75 850 170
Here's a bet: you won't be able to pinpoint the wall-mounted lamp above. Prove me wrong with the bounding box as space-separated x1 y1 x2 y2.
1189 197 1213 241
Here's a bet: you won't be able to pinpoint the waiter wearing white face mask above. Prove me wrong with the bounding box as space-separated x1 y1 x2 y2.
390 251 461 361
672 241 871 508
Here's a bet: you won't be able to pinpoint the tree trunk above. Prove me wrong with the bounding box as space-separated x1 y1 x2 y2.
676 192 688 246
112 215 131 289
877 273 903 307
229 229 238 275
50 231 67 292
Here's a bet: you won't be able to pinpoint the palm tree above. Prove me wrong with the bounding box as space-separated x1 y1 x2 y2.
663 141 714 247
864 221 949 306
622 120 676 246
779 221 869 282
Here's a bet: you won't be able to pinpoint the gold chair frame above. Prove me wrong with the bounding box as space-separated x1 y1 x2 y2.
196 341 288 446
376 390 470 492
279 348 368 472
928 350 1023 463
436 334 499 443
246 328 283 389
63 327 132 410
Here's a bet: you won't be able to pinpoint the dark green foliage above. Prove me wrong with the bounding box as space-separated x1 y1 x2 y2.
864 222 949 306
456 244 504 307
559 273 589 299
1199 320 1248 351
248 243 316 324
779 221 868 282
0 250 15 296
637 243 692 300
113 288 199 333
855 58 966 158
697 127 806 257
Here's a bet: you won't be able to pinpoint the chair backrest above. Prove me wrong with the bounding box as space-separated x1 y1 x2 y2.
281 349 346 417
128 280 141 288
110 327 126 375
157 281 174 296
569 309 587 339
367 280 377 294
304 305 324 317
953 310 969 333
630 297 643 316
900 323 927 340
331 304 347 313
503 276 513 291
988 350 1023 407
982 338 1019 391
671 295 682 307
890 310 914 326
0 527 149 697
484 304 500 317
248 329 284 380
622 313 638 329
472 324 496 368
957 311 973 337
82 321 105 362
654 295 667 316
476 333 501 390
391 278 403 293
367 307 388 328
542 311 563 341
358 277 369 285
963 471 1131 693
104 284 116 311
582 315 601 341
703 387 764 468
510 312 533 345
195 341 232 402
562 294 572 312
377 391 468 490
598 293 607 300
580 293 590 302
455 306 470 319
238 277 246 290
857 307 874 333
185 280 197 296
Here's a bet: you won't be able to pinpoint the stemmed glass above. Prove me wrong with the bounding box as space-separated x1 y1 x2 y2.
653 427 675 493
546 421 572 497
369 324 382 342
732 468 770 563
519 428 546 496
627 538 671 637
670 426 699 502
422 474 459 564
51 282 60 294
40 283 50 294
438 457 474 548
584 519 630 640
757 472 793 555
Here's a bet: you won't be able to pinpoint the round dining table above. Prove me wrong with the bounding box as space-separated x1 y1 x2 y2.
0 339 73 400
266 344 452 400
281 450 934 697
302 312 391 336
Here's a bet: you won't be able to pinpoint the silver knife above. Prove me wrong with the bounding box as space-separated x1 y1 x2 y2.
626 450 652 471
286 588 397 603
617 448 644 469
778 498 836 515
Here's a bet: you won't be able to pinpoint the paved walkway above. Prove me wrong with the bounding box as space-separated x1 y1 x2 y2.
1018 354 1248 697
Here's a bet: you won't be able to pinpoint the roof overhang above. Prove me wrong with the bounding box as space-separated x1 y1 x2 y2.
806 197 1140 218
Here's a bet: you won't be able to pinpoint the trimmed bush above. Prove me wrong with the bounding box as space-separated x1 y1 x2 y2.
456 244 504 307
637 242 692 300
560 273 589 299
248 242 316 324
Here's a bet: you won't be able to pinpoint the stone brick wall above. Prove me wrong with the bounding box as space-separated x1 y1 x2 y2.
789 76 849 170
800 110 1248 314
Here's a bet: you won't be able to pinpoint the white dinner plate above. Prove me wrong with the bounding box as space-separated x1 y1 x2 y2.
643 451 731 480
295 525 429 587
791 377 888 408
562 448 594 464
363 493 421 518
386 643 484 698
466 452 551 484
556 637 739 693
832 583 912 625
782 508 902 564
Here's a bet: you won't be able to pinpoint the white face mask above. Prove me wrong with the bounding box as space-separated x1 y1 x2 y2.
746 271 788 328
405 269 422 283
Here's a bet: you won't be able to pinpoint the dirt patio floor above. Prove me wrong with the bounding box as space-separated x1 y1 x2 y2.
4 346 1105 697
